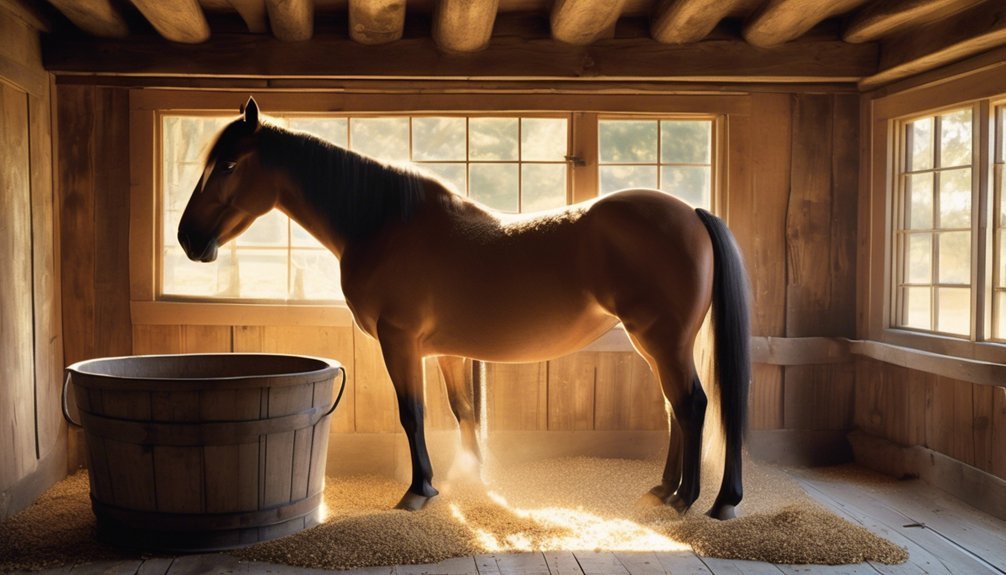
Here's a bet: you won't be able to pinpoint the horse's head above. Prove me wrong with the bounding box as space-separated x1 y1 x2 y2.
178 97 279 262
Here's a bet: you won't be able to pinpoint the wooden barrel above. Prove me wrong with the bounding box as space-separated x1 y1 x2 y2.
63 353 345 552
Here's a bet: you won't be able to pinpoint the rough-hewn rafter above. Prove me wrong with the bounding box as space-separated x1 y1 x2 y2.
844 0 986 43
433 0 499 53
227 0 268 34
860 0 1006 89
349 0 405 45
266 0 313 42
46 0 127 37
650 0 741 44
743 0 870 47
551 0 628 45
129 0 209 43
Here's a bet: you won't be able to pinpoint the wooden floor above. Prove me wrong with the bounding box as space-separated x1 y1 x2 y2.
13 466 1006 575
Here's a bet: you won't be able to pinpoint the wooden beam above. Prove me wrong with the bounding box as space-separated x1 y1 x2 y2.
551 0 628 45
743 0 870 47
349 0 405 45
844 0 987 43
41 31 878 81
432 0 499 53
227 0 268 34
45 0 127 37
265 0 313 41
129 0 209 43
860 0 1006 90
650 0 741 44
2 0 49 31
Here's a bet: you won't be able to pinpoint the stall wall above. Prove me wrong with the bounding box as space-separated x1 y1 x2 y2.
55 86 859 472
0 4 64 519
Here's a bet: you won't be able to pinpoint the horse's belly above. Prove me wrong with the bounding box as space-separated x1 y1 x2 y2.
425 306 618 363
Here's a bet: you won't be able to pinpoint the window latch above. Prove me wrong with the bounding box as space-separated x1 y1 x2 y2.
564 155 585 166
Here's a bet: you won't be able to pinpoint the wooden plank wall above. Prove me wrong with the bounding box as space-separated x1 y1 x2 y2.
0 3 64 519
57 88 861 468
854 357 1006 482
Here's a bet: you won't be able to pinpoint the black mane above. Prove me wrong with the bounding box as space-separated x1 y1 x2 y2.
217 120 431 242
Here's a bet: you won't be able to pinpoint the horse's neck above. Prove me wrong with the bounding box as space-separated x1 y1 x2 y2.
265 127 426 257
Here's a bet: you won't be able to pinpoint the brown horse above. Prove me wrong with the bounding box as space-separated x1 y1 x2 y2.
179 98 751 520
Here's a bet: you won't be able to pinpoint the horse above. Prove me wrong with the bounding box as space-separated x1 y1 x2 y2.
178 97 751 520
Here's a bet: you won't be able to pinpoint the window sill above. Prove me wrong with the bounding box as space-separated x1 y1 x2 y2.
876 328 1006 365
130 300 355 327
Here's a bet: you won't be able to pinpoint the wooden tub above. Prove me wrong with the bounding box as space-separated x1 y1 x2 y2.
63 353 346 552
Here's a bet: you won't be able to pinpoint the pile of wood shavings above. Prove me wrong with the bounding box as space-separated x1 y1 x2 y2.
1 457 907 572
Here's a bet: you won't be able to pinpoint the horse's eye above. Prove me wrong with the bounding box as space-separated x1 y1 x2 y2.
221 161 238 174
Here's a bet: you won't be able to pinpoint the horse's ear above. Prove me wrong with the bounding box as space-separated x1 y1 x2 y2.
243 96 259 129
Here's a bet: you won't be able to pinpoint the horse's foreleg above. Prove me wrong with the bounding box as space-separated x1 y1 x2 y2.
378 325 438 510
437 356 482 462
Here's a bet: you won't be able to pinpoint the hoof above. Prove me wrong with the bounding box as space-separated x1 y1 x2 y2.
666 493 692 515
706 504 737 521
394 490 436 511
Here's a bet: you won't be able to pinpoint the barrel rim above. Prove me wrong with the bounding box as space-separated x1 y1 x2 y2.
65 352 343 384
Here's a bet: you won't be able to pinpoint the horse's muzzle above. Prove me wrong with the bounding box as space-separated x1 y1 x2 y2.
178 230 219 263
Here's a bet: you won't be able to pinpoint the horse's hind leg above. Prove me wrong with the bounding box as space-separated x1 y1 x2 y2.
437 355 482 462
631 330 706 514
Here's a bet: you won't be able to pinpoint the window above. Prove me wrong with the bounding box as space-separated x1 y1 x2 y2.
994 104 1006 338
894 108 975 336
159 112 717 305
598 118 713 209
160 114 570 303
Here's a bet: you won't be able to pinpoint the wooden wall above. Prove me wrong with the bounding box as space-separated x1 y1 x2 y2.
55 86 861 473
0 2 64 519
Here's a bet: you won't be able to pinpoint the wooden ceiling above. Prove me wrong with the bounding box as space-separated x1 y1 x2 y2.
27 0 1006 90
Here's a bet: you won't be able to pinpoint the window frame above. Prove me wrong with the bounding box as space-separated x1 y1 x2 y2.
867 65 1006 362
129 90 738 327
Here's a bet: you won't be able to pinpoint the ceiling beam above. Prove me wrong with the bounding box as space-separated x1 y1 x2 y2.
844 0 986 43
46 0 127 37
349 0 405 45
227 0 268 34
551 0 628 45
650 0 742 44
433 0 499 53
860 0 1006 89
42 30 877 82
266 0 313 41
743 0 870 47
129 0 209 43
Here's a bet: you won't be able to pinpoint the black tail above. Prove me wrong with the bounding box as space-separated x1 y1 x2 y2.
694 208 751 454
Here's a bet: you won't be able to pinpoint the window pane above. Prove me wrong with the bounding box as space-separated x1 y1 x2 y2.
288 117 348 148
521 118 567 161
163 163 203 245
906 173 933 230
660 166 710 209
600 165 657 194
999 107 1005 162
291 249 341 300
906 233 932 284
661 120 711 164
937 287 970 335
291 220 323 248
903 286 931 330
939 108 972 168
470 163 519 212
163 116 232 165
235 250 287 299
237 211 287 247
938 168 972 228
599 120 658 163
419 162 467 194
907 118 933 171
521 164 566 212
938 231 971 284
350 117 409 161
998 292 1006 339
1000 233 1006 288
412 117 466 161
162 246 238 298
470 118 518 161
